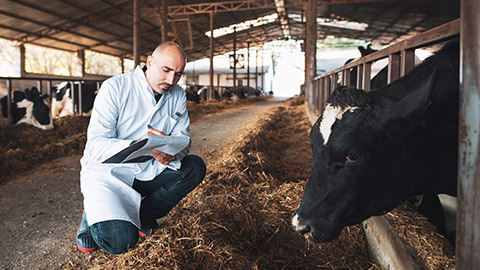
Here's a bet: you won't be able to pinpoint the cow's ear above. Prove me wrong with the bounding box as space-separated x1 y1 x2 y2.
13 91 26 103
310 116 324 157
24 88 32 100
392 69 438 120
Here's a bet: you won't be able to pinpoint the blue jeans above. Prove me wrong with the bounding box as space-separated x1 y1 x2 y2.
90 155 206 254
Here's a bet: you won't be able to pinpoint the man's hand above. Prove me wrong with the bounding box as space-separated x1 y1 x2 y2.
152 149 176 165
146 127 165 136
147 127 175 165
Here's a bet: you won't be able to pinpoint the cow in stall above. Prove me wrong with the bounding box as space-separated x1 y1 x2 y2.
0 84 54 130
185 85 201 104
51 81 98 118
292 39 459 243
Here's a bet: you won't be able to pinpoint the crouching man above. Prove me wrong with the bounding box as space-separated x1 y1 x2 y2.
76 42 206 254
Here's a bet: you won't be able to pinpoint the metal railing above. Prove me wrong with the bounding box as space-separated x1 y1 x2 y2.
306 18 460 117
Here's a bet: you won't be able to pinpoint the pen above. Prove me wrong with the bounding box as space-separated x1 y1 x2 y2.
147 124 153 129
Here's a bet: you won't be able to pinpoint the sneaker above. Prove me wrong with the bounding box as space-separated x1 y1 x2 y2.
138 228 152 237
76 211 98 252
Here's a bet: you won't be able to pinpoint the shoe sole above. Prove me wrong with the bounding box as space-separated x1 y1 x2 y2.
76 210 98 253
76 241 98 253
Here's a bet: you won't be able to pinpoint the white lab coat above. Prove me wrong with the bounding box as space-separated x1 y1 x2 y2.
80 65 191 228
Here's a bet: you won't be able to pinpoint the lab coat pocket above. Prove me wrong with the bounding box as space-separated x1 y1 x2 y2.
156 116 178 135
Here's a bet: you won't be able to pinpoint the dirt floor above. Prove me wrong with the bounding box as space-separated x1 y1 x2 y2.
1 96 319 269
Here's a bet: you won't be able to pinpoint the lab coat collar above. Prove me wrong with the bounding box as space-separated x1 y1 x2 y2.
134 65 172 106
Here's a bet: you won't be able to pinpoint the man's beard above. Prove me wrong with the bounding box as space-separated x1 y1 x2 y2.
157 83 171 94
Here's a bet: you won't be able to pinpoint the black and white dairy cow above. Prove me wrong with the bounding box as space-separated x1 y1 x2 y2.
292 39 459 243
51 81 98 118
0 84 54 130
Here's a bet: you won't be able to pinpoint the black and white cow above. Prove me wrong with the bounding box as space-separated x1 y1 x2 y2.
51 81 98 118
292 39 459 243
0 84 54 130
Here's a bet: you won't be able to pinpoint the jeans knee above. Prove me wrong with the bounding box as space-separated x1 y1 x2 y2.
184 155 206 182
90 220 139 255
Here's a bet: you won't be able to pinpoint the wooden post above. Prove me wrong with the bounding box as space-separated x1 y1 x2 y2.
133 0 141 67
457 0 480 268
305 0 317 110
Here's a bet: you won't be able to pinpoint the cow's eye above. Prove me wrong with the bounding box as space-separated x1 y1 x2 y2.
346 152 360 163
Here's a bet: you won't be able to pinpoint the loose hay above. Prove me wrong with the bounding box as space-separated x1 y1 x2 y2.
66 96 379 270
385 203 455 270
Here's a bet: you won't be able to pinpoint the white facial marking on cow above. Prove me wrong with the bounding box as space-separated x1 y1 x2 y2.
319 104 359 145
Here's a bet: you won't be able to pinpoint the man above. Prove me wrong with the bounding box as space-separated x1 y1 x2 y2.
76 42 206 254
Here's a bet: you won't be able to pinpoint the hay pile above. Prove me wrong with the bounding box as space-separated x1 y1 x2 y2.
67 97 378 269
0 116 89 181
385 203 455 269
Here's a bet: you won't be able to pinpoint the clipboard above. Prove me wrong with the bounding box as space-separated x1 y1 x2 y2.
102 135 190 164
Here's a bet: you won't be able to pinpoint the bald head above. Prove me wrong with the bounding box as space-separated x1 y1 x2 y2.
151 41 187 64
145 42 187 94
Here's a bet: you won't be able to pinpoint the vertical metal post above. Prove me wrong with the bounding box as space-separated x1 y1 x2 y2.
400 49 415 77
6 79 12 124
133 0 141 67
261 52 264 92
305 0 317 110
457 0 480 268
363 62 372 91
209 12 214 100
247 42 250 89
356 64 364 89
77 49 85 77
388 53 400 84
20 44 26 77
233 27 237 95
255 49 258 90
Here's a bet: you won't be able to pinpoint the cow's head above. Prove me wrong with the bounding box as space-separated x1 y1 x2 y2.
16 87 54 130
293 71 437 243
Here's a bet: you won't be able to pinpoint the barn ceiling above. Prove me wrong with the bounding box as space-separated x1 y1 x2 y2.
0 0 459 62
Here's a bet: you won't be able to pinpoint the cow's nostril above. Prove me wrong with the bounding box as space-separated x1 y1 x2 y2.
298 224 311 235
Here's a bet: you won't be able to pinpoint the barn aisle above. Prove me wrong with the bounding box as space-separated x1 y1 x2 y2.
0 97 286 270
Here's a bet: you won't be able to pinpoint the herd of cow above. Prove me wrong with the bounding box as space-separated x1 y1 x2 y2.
0 81 262 130
1 39 460 247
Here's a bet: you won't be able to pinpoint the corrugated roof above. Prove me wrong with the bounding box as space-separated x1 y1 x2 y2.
0 0 459 62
